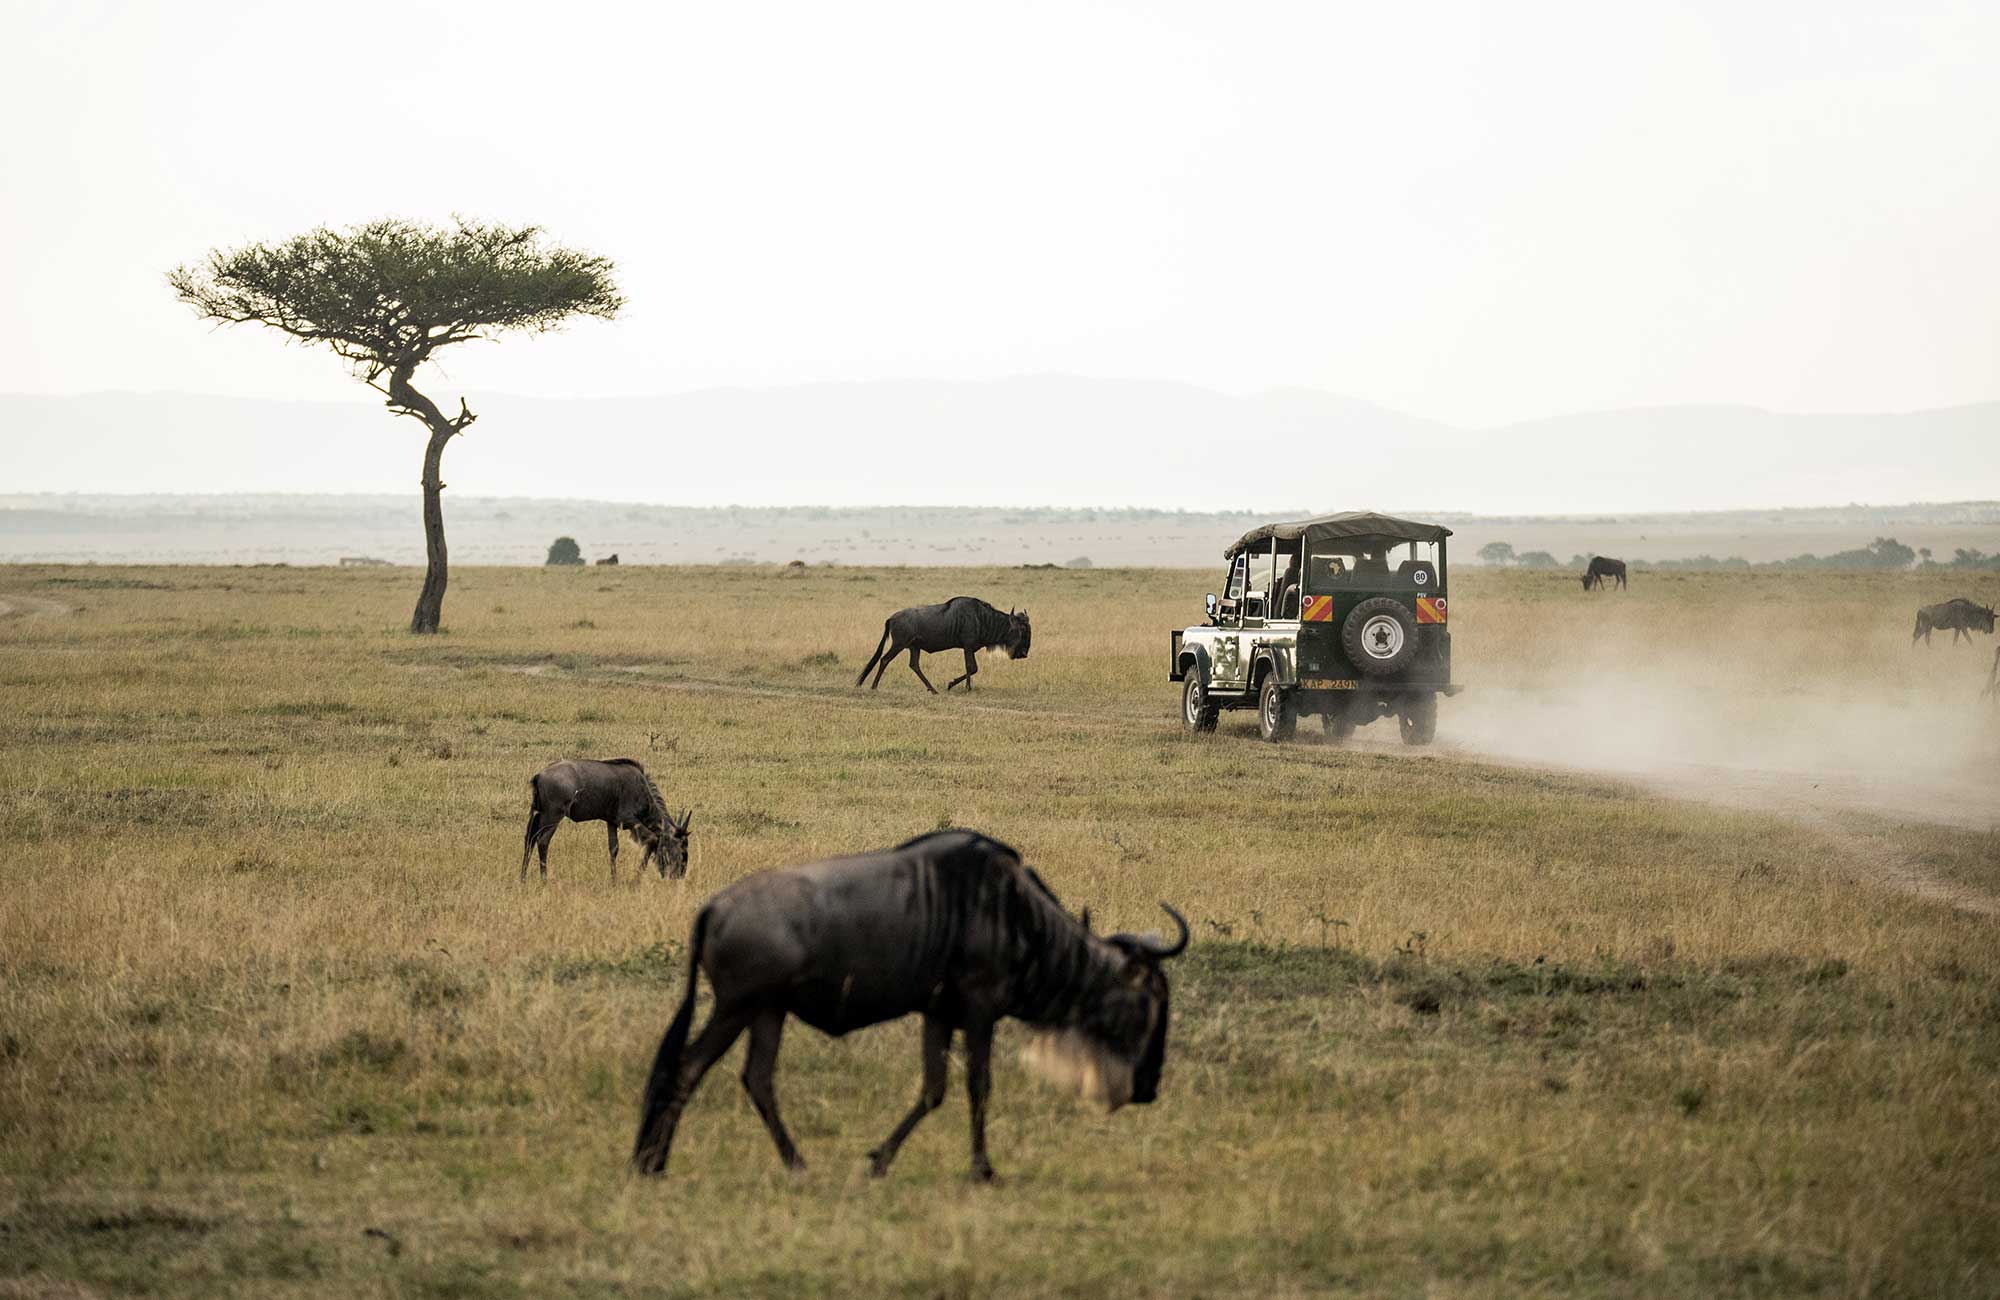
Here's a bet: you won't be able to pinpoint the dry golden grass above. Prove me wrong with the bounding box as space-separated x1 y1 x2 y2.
2 562 1997 1298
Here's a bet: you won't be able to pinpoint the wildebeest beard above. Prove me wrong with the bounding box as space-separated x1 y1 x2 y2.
1020 983 1165 1112
1021 1027 1135 1111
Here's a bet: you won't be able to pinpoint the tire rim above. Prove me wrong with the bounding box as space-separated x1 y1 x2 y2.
1263 687 1277 730
1360 614 1406 660
1186 680 1203 725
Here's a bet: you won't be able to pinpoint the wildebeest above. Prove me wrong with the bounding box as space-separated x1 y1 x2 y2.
856 596 1031 692
596 554 620 566
1912 598 1996 647
1581 556 1627 591
521 758 691 882
630 829 1187 1181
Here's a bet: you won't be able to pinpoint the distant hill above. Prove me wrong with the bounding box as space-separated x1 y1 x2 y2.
2 379 1994 513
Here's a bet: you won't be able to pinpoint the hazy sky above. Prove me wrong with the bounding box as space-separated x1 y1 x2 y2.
3 0 1996 430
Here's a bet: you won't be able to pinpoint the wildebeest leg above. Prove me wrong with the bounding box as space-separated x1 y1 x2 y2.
633 1007 751 1174
963 1018 996 1182
740 1008 804 1171
868 1013 951 1177
607 822 620 882
907 648 939 694
856 624 892 687
946 648 978 692
871 635 905 689
535 824 559 880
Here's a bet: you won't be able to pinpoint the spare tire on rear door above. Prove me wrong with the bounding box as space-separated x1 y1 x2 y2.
1342 597 1419 677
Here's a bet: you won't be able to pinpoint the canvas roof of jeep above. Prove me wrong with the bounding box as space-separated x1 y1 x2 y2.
1224 511 1454 558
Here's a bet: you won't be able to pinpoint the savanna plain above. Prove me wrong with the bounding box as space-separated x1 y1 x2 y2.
3 563 1997 1299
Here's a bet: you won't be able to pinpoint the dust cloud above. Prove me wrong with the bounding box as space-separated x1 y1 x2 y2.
1435 604 2000 832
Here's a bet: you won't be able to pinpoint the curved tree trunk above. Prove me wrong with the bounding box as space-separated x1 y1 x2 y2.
386 368 474 635
411 426 452 633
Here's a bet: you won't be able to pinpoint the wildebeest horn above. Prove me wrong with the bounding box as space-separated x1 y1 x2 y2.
1114 903 1189 959
1080 906 1093 933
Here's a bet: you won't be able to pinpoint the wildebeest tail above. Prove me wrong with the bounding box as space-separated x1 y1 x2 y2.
524 773 544 841
631 907 709 1171
856 623 892 685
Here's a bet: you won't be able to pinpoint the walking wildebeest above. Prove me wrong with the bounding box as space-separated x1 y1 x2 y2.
521 758 691 882
630 829 1187 1181
1911 598 1996 647
856 596 1031 693
1581 556 1627 591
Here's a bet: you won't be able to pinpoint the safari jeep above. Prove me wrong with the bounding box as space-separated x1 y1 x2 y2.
1170 512 1459 744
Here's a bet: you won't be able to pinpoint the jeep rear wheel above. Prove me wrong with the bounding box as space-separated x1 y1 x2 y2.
1258 673 1296 743
1342 597 1420 678
1398 693 1438 746
1182 671 1218 734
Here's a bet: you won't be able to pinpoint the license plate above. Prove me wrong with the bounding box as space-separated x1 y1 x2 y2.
1301 678 1357 690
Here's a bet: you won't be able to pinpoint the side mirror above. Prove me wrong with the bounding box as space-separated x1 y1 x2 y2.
1205 593 1217 621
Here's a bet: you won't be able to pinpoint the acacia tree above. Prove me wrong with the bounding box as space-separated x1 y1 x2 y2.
169 219 622 632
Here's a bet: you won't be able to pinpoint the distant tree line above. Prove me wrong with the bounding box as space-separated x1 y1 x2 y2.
1476 536 2000 572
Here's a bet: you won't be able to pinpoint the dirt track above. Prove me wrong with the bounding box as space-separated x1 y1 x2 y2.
453 654 2000 915
0 592 72 619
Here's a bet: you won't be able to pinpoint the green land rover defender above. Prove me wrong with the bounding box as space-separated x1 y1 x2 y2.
1170 511 1460 744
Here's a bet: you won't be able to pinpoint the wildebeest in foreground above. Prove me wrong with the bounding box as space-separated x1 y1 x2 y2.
1581 556 1627 591
1912 598 1996 647
630 829 1187 1181
521 758 691 882
856 596 1031 692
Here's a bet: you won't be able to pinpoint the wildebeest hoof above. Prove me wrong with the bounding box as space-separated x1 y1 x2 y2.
866 1150 891 1177
968 1163 996 1184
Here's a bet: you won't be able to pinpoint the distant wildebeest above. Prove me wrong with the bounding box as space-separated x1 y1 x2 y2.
1581 556 1627 591
856 596 1031 692
630 829 1187 1181
596 554 620 566
1911 598 1996 647
521 758 691 882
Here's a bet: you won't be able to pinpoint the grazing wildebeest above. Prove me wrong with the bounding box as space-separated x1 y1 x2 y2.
630 829 1187 1181
1911 598 1996 647
856 596 1031 693
521 758 691 882
1581 556 1627 591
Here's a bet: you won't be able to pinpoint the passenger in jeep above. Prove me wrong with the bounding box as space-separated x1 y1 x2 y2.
1274 554 1302 620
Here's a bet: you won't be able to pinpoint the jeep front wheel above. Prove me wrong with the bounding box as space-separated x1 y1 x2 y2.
1182 671 1218 734
1258 674 1296 743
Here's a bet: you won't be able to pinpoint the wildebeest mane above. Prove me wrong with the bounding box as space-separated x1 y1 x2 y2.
887 829 1098 1020
603 757 667 829
943 595 1019 649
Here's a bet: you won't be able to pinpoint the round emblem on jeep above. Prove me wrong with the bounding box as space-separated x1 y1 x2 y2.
1361 613 1405 659
1412 569 1427 585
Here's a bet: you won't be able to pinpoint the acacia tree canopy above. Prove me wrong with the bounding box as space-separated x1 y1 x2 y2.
169 218 622 632
168 217 622 384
